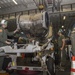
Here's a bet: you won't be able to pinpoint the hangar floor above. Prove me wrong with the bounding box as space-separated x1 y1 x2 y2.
1 68 70 75
10 60 71 75
10 70 70 75
1 71 70 75
0 60 71 75
56 59 71 75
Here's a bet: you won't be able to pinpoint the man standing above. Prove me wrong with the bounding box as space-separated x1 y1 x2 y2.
58 29 66 71
0 19 18 47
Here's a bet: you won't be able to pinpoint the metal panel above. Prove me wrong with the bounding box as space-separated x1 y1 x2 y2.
71 31 75 55
61 0 75 5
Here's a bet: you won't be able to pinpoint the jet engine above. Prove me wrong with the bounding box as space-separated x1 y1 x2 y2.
7 11 50 40
18 11 49 36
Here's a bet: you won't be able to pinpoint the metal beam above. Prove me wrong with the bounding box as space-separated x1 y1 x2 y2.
0 4 37 15
33 0 39 7
20 0 27 8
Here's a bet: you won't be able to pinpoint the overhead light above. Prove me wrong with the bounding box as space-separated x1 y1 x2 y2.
12 0 18 5
0 7 1 8
63 16 66 20
62 25 64 28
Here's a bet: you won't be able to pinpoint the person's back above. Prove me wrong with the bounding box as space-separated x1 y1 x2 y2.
0 26 8 47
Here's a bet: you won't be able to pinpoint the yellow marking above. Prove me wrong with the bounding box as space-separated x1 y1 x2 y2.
12 61 15 66
38 52 41 56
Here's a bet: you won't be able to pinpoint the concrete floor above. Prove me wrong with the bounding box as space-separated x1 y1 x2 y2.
0 70 70 75
10 71 70 75
56 60 71 75
9 59 71 75
10 66 71 75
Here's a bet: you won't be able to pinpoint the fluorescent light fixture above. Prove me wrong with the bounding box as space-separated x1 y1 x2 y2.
62 25 64 28
63 16 66 20
12 0 18 5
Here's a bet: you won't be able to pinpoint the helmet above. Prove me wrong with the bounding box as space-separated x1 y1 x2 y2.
1 19 7 25
58 29 63 33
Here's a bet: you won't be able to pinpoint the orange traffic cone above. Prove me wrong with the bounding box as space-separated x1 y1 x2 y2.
71 56 75 75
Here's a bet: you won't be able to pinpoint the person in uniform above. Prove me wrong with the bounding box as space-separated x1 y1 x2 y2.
0 19 18 47
57 29 66 71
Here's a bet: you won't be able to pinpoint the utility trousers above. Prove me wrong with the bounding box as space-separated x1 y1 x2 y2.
58 47 66 66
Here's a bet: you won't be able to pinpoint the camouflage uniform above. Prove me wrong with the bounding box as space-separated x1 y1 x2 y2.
0 27 14 47
58 35 66 66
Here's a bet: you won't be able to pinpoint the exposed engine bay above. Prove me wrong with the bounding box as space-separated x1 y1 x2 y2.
7 11 51 44
0 11 55 75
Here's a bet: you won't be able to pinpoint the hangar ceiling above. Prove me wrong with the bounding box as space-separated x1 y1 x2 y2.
0 0 75 15
0 0 38 14
0 0 38 8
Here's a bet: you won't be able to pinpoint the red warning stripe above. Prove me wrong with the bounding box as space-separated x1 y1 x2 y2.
72 56 75 61
71 68 75 72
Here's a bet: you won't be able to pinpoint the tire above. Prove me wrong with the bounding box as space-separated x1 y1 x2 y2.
46 56 55 75
2 57 14 74
6 69 14 74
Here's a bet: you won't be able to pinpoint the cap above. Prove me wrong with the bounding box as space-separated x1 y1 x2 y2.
58 29 63 33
